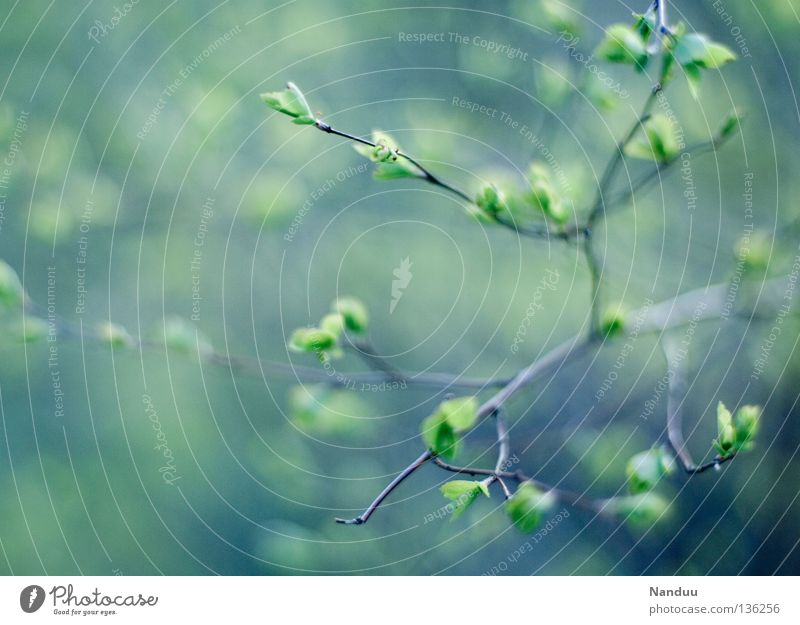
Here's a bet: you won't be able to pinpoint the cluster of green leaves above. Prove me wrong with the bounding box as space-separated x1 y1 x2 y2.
592 446 675 527
715 401 761 456
420 396 479 460
599 303 627 337
0 260 24 310
288 296 369 361
474 161 571 228
440 480 491 520
506 483 556 532
352 130 421 180
260 82 316 125
626 446 675 494
595 9 736 98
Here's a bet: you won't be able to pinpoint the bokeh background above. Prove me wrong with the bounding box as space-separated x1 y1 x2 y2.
0 0 798 575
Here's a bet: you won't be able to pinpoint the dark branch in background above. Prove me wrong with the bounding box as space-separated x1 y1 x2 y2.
335 450 433 525
337 276 795 523
661 336 736 473
24 300 510 391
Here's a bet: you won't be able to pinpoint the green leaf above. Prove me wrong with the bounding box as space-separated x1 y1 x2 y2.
475 184 506 219
733 404 761 451
13 317 49 343
594 24 648 68
438 396 479 430
163 316 213 357
421 412 459 460
526 162 567 223
288 327 338 353
98 321 133 348
625 114 680 162
535 64 572 108
734 230 769 272
599 304 626 337
440 479 490 520
506 483 556 533
353 130 420 180
0 260 24 309
673 33 736 69
633 9 657 44
626 447 675 494
683 62 703 100
606 492 669 526
332 296 369 333
716 400 735 453
719 108 744 139
584 72 620 111
540 0 580 37
319 313 345 338
260 81 315 125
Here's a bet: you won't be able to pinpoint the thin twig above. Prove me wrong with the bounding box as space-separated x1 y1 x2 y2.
315 120 472 202
24 299 510 391
335 450 433 525
314 119 567 240
661 335 736 474
494 409 511 473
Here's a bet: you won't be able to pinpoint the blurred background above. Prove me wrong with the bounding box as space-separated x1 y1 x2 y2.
0 0 798 575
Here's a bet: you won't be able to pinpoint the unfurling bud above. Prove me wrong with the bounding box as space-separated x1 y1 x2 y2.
626 447 675 494
332 296 369 334
260 81 316 125
505 483 556 533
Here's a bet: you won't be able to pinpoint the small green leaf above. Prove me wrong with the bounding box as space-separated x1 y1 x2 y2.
594 24 648 68
319 313 345 338
540 0 580 37
98 321 133 348
606 492 669 526
438 396 479 430
734 230 769 272
475 184 506 219
163 316 213 357
719 108 744 139
599 304 626 337
625 114 680 162
526 163 567 223
673 33 736 69
733 404 761 451
716 400 736 453
288 327 338 353
535 64 572 108
332 296 368 333
626 447 675 494
14 317 49 343
440 479 490 520
353 130 421 180
0 260 24 309
506 483 556 533
260 81 315 125
421 412 459 460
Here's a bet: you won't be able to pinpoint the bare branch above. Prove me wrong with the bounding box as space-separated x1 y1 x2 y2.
335 450 433 525
661 335 736 474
